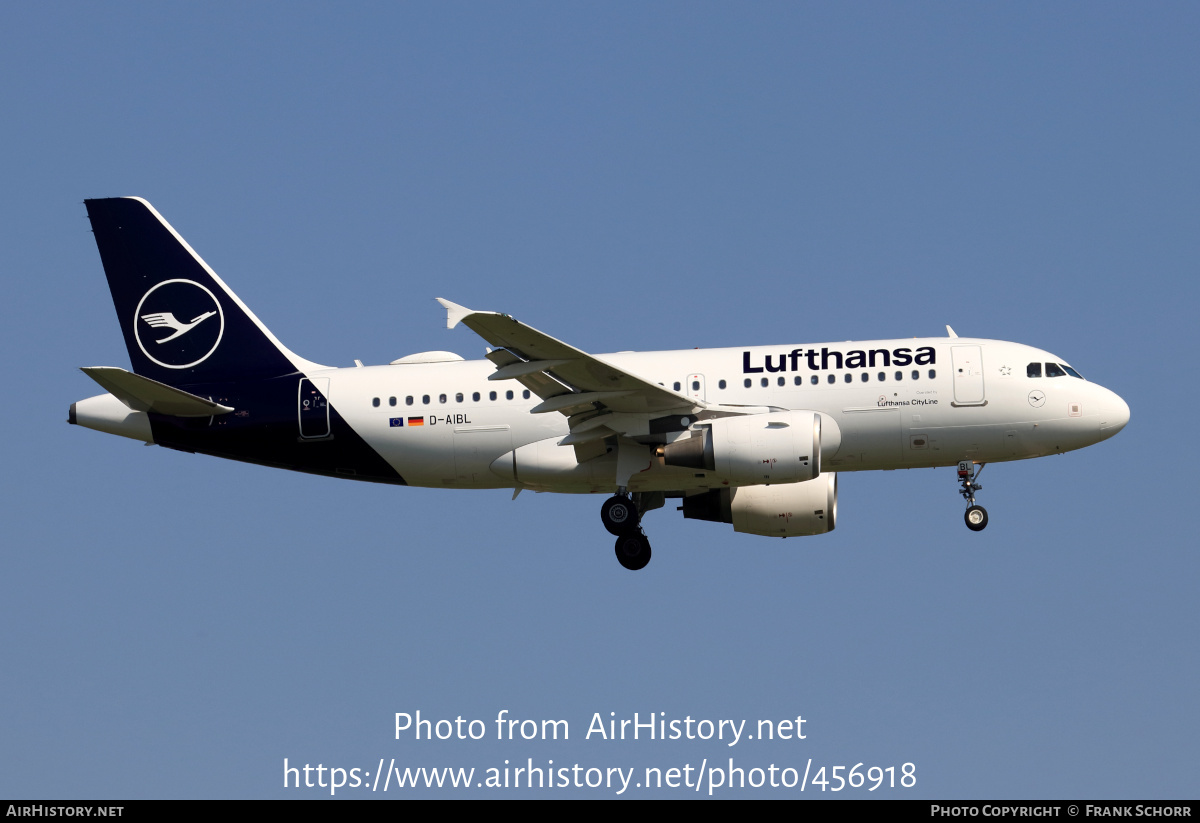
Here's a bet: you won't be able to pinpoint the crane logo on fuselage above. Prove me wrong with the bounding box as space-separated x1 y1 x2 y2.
133 279 225 369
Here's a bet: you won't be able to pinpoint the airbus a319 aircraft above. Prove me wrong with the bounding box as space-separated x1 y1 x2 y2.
70 198 1130 570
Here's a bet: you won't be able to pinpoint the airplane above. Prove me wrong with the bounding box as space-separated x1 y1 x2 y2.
69 197 1131 570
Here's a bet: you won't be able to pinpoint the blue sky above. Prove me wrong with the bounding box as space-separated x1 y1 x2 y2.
2 3 1196 798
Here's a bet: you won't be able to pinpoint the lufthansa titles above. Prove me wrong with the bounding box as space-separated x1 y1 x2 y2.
742 346 936 374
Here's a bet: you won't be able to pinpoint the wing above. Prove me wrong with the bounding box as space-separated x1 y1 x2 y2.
436 298 704 444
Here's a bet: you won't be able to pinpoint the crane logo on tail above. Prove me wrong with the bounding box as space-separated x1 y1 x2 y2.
133 279 224 369
141 310 217 343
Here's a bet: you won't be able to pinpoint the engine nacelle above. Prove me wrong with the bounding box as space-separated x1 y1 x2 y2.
682 474 837 537
661 410 841 485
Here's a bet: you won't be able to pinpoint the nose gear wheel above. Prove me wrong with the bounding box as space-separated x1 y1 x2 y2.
965 505 988 531
957 461 988 532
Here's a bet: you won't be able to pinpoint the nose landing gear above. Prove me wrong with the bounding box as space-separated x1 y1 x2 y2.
957 461 988 532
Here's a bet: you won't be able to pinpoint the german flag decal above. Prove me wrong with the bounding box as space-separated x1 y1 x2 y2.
407 417 425 427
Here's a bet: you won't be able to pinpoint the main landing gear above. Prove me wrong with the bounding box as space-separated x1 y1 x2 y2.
600 495 639 536
957 461 988 532
601 491 652 571
614 531 652 571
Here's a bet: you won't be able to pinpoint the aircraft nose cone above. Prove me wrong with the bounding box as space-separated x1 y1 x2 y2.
1099 390 1130 439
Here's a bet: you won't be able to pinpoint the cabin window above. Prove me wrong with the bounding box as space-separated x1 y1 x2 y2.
861 373 869 383
453 392 462 403
389 396 396 406
692 380 700 391
405 396 413 406
439 393 447 404
523 389 531 399
489 391 497 401
744 378 752 388
372 397 380 407
878 372 886 381
472 392 480 401
911 370 919 380
673 381 681 391
895 371 903 381
761 377 768 387
777 376 785 386
422 395 430 404
928 369 936 379
811 375 819 385
827 374 836 384
506 390 514 400
718 379 727 389
1027 362 1042 378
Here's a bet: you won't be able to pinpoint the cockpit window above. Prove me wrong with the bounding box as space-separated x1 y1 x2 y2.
1027 362 1042 378
1061 364 1084 379
1045 362 1066 378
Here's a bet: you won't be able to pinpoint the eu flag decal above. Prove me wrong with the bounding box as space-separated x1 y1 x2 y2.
389 418 404 427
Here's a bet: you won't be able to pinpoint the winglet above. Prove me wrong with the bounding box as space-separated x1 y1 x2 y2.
946 325 959 338
436 298 475 330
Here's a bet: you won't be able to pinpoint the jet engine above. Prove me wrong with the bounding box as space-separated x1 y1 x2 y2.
660 410 840 485
681 474 838 537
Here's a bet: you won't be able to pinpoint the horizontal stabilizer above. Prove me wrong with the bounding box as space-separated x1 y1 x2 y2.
81 367 234 417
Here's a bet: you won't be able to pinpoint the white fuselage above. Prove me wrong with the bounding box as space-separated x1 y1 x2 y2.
323 337 1129 493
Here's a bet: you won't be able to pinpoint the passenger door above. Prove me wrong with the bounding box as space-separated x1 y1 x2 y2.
951 346 986 405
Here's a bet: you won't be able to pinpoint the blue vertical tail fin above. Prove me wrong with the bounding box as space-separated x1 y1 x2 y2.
84 197 322 387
